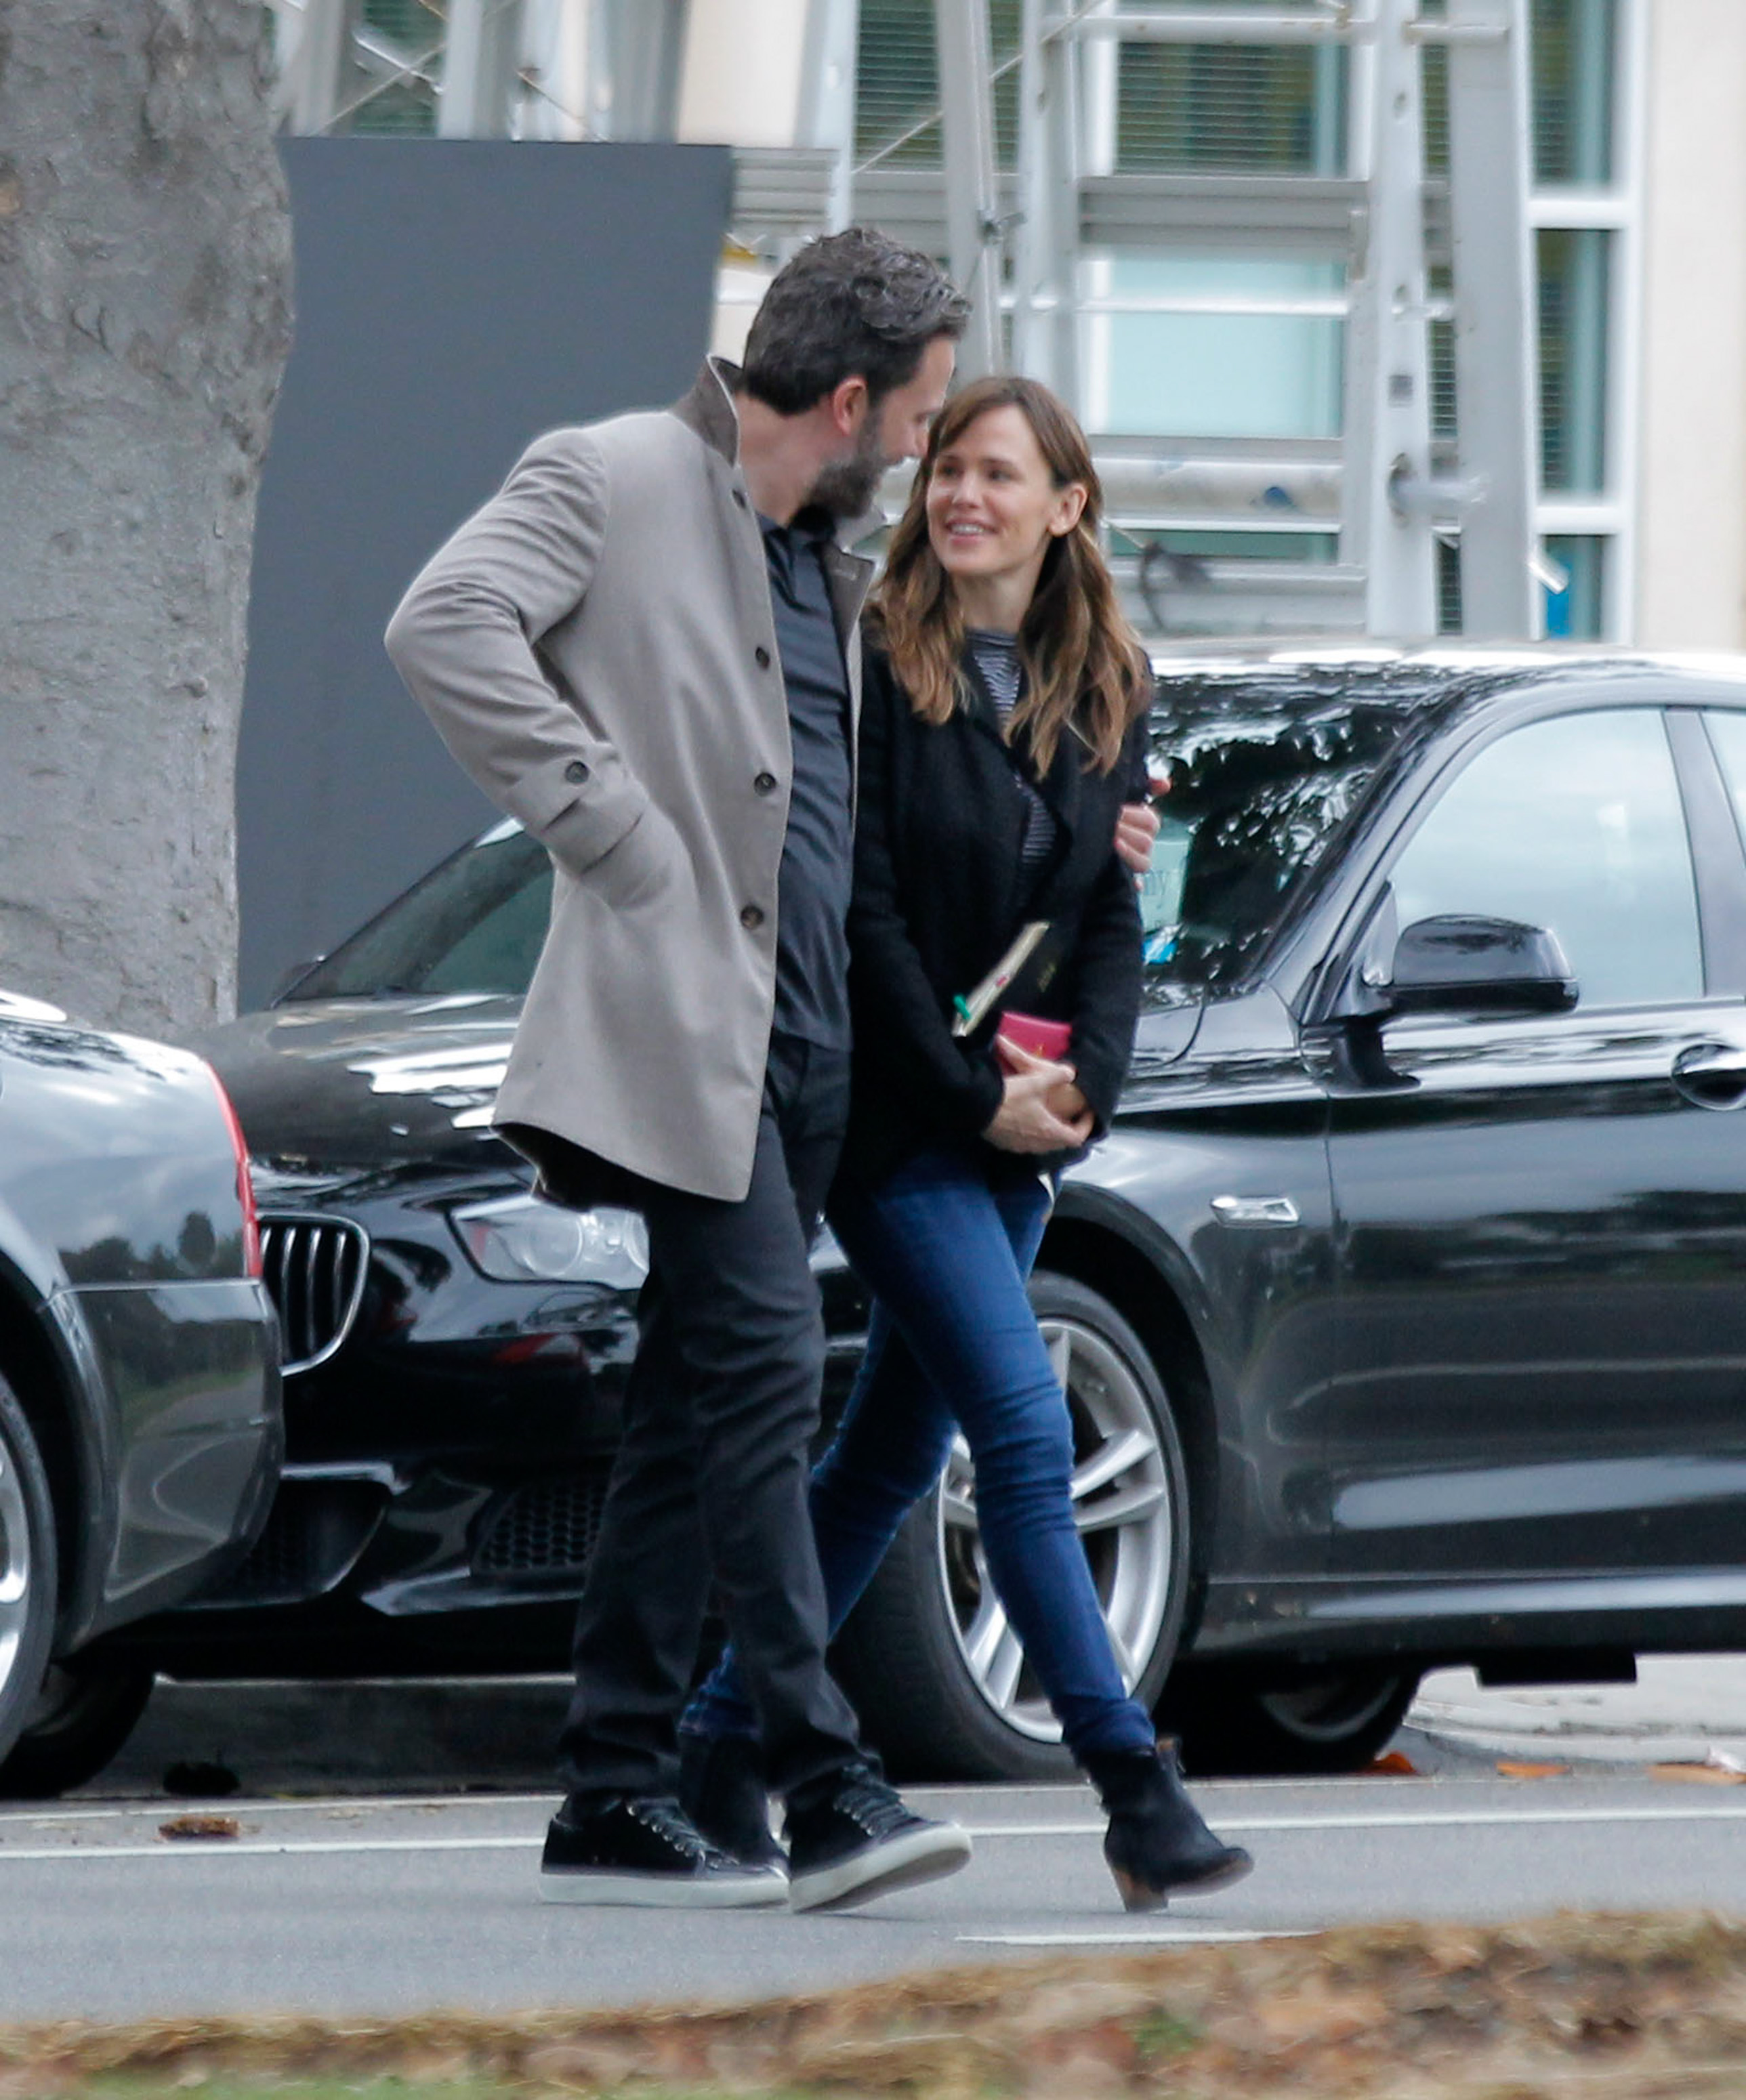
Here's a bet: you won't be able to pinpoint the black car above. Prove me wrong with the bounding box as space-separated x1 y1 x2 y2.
0 989 283 1794
77 645 1746 1792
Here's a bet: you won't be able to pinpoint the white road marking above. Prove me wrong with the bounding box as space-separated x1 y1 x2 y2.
0 1792 558 1828
7 1799 1746 1864
0 1836 536 1862
974 1804 1746 1836
959 1928 1310 1947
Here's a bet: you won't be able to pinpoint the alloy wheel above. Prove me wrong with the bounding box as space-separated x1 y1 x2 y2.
934 1315 1176 1742
0 1433 34 1705
1255 1672 1412 1744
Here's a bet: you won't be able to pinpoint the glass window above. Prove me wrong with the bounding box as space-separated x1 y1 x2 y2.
1699 713 1746 862
1426 0 1617 182
1543 534 1606 639
1532 0 1617 186
856 0 1022 169
1390 711 1703 1010
352 0 438 135
1539 229 1611 492
1117 35 1348 175
1437 541 1463 635
290 828 554 1001
1094 256 1345 440
1140 673 1433 997
856 0 944 166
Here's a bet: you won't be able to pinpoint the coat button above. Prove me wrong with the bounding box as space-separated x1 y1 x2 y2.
755 646 771 669
753 771 777 795
564 759 590 784
740 904 766 931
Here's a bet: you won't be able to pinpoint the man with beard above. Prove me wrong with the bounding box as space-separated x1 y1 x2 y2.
386 229 972 1910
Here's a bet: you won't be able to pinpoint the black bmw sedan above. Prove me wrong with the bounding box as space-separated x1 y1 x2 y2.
77 646 1746 1791
0 990 282 1793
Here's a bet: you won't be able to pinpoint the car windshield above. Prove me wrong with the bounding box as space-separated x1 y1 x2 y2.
285 820 556 1002
1136 663 1445 999
285 666 1445 1008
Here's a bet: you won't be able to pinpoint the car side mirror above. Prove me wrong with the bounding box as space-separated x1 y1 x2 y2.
1386 915 1578 1017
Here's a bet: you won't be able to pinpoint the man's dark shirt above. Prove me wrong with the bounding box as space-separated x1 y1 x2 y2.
761 505 854 1051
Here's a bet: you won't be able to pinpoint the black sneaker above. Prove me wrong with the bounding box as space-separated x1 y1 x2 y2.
539 1794 787 1908
678 1730 787 1871
784 1763 972 1912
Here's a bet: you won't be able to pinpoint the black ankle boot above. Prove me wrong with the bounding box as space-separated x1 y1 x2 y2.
1083 1743 1253 1912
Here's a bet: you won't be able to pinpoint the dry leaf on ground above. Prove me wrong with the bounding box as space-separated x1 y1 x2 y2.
1649 1763 1746 1785
1364 1750 1419 1776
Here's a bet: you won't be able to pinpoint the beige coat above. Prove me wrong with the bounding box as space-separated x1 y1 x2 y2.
385 360 874 1202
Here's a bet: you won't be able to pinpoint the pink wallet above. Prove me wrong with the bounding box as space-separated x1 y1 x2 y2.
996 1010 1073 1061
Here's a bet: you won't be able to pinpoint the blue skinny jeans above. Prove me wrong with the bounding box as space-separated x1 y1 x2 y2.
682 1145 1156 1765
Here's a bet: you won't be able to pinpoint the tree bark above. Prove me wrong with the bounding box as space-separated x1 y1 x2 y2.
0 0 292 1034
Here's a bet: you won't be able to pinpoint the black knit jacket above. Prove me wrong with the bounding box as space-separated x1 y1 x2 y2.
837 635 1147 1192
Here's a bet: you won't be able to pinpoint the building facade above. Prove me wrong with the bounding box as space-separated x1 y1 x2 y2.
272 0 1745 647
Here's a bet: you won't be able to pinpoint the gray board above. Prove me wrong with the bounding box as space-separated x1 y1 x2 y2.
238 138 731 1007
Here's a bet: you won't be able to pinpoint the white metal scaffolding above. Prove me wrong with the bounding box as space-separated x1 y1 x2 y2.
270 0 1546 641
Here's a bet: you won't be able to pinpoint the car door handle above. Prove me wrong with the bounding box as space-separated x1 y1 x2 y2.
1672 1043 1746 1110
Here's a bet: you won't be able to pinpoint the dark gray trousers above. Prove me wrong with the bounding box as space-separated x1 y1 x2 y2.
556 1032 865 1803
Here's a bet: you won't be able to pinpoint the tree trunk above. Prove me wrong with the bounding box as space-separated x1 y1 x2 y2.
0 1 292 1034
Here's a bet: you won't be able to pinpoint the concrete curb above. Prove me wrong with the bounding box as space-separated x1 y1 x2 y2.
1409 1658 1746 1771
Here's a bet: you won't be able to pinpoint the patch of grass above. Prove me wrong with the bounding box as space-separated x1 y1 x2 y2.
1131 2007 1199 2060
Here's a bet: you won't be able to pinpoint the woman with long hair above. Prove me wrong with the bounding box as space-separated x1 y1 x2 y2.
681 376 1250 1911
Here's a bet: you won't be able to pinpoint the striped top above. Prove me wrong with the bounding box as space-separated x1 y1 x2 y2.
966 629 1057 873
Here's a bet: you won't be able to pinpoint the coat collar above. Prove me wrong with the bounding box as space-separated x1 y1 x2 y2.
672 356 745 465
671 358 885 549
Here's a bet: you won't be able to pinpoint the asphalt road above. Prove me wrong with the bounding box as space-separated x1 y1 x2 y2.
7 1771 1746 2023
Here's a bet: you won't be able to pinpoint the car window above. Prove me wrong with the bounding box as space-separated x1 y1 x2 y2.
288 827 554 1001
1389 708 1703 1009
1141 675 1436 998
1701 710 1746 860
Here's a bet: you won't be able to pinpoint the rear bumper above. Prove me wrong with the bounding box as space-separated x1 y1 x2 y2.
64 1278 283 1645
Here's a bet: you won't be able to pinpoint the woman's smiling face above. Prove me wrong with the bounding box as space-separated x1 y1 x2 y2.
924 403 1087 607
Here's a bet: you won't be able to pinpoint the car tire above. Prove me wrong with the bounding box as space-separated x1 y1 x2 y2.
1163 1665 1421 1777
0 1656 157 1799
0 1377 59 1780
832 1271 1192 1782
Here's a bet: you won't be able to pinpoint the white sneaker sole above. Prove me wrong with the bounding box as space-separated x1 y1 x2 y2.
539 1865 788 1908
787 1826 973 1913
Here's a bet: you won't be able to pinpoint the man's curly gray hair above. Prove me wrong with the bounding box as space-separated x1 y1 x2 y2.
741 226 970 417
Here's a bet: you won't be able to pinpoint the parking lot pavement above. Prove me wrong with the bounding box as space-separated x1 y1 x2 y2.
88 1675 571 1799
63 1656 1746 1807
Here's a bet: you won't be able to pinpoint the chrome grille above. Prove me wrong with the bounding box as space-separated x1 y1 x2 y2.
259 1215 369 1375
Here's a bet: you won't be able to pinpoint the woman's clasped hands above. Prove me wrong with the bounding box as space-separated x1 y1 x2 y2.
984 1035 1095 1153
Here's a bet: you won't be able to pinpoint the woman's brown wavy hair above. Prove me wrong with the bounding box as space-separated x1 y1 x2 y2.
867 375 1151 774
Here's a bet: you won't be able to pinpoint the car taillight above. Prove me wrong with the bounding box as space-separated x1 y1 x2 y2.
206 1066 262 1280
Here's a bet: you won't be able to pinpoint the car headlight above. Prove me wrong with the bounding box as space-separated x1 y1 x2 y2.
450 1194 650 1288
